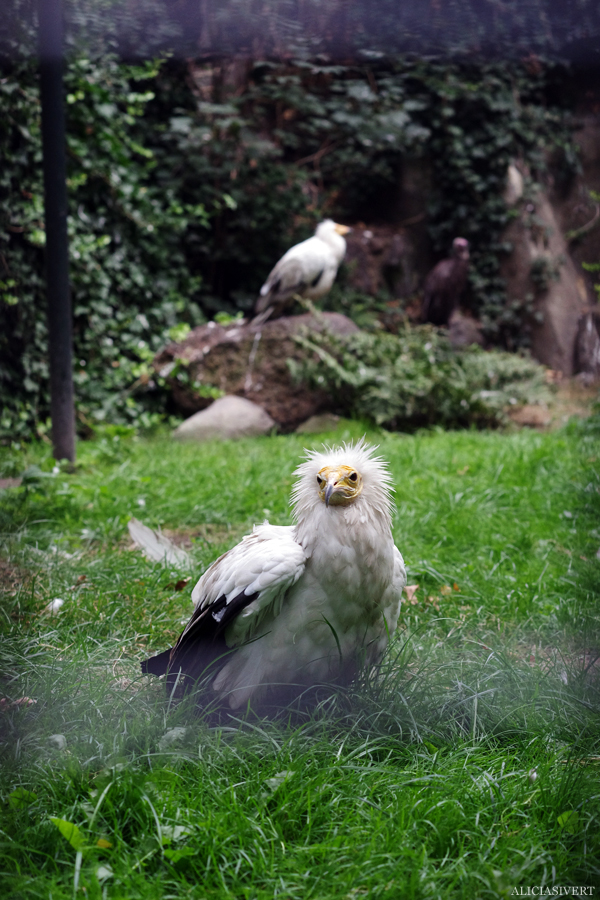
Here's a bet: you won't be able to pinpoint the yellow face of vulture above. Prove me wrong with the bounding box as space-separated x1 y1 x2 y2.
316 464 364 507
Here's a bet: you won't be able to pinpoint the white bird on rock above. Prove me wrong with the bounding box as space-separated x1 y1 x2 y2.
141 440 406 711
253 219 351 323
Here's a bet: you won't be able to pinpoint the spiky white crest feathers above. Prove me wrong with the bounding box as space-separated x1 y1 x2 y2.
291 438 394 526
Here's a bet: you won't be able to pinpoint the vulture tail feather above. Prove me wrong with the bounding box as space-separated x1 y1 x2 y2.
143 590 260 692
141 647 172 677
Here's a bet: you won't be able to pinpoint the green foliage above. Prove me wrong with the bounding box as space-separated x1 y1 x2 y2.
0 50 577 441
0 56 208 440
141 65 311 313
245 61 430 220
0 54 313 441
291 322 549 430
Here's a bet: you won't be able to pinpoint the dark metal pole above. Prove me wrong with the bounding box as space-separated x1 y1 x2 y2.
39 0 75 462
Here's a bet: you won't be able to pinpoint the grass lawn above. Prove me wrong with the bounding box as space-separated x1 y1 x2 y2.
0 420 599 898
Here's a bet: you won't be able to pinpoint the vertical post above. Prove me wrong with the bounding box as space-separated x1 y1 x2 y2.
38 0 75 462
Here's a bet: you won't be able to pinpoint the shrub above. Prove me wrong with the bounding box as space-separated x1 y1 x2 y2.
290 322 549 430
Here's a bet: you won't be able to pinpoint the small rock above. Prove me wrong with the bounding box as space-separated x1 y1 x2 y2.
173 395 276 442
296 413 341 434
448 310 484 348
528 768 538 783
49 734 67 751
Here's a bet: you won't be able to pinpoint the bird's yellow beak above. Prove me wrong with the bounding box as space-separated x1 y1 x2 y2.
334 223 352 236
317 465 363 507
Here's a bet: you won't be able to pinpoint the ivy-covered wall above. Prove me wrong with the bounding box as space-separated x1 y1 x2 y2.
0 51 577 440
0 55 310 440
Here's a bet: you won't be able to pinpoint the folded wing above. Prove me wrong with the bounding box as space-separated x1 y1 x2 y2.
256 257 306 313
255 237 335 316
141 523 307 686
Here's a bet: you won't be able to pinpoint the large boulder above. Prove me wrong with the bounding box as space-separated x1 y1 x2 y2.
500 191 586 375
551 110 600 313
155 312 359 433
500 102 600 375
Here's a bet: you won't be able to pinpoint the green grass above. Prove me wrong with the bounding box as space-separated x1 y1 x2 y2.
0 421 599 898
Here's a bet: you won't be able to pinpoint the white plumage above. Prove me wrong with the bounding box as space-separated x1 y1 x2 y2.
141 440 406 710
254 219 350 321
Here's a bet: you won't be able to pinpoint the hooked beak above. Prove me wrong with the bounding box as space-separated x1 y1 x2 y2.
324 479 335 507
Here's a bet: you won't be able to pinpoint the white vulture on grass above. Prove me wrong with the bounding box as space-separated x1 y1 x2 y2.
141 440 406 710
253 219 351 322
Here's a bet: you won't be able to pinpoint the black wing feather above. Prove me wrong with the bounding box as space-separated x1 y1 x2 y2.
140 590 259 688
310 268 324 288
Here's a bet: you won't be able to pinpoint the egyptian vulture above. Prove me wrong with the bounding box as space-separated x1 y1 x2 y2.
421 237 470 326
253 219 350 322
141 440 406 710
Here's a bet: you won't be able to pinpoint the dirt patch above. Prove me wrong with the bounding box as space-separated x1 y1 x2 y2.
508 375 598 430
0 558 31 597
509 404 552 429
548 376 599 427
162 523 248 550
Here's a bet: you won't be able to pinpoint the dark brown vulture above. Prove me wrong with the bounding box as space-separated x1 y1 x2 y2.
420 237 470 326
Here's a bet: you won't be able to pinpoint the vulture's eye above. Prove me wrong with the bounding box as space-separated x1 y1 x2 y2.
349 472 358 482
317 475 325 486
